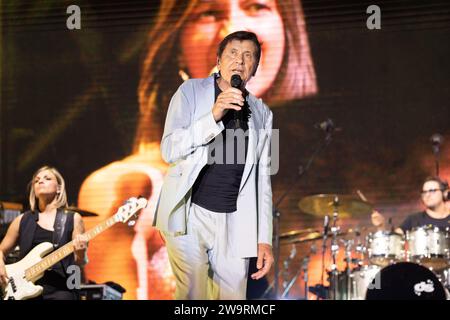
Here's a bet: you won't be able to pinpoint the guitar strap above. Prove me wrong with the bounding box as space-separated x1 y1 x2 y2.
52 209 67 248
52 209 71 276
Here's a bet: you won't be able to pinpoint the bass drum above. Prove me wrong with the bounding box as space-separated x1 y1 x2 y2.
365 262 447 300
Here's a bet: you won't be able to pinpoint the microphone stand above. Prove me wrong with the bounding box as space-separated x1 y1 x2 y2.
431 134 443 177
263 128 335 299
433 144 440 177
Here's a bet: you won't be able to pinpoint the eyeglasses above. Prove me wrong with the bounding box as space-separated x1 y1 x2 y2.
421 188 443 195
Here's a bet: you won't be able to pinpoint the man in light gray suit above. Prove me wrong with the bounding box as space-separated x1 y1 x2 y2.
153 31 274 299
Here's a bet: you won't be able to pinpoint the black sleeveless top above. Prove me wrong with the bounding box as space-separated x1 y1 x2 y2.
18 209 76 295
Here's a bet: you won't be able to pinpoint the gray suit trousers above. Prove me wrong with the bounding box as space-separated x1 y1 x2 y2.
162 203 249 300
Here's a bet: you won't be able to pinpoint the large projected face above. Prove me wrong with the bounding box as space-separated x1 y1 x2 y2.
77 0 316 300
180 0 285 96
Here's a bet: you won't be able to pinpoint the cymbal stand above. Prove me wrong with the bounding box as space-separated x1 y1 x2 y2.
282 245 297 290
341 238 354 300
303 243 316 300
262 243 296 299
354 229 365 268
329 196 340 300
320 215 329 289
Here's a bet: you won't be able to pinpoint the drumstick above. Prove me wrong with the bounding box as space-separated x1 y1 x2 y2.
356 189 368 202
356 189 376 220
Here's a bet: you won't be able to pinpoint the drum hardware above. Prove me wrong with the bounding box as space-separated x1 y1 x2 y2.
281 243 316 300
282 245 297 290
303 243 317 300
434 268 450 297
271 121 336 298
406 225 449 271
328 196 341 300
342 238 354 300
261 243 297 299
354 229 366 268
287 191 450 300
350 265 381 300
366 230 405 267
298 194 373 219
281 227 371 246
279 228 318 240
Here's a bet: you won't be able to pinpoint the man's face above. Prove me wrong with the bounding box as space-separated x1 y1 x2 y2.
217 39 258 86
421 181 445 209
179 0 285 96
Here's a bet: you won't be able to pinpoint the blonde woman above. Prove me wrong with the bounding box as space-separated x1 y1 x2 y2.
0 166 88 300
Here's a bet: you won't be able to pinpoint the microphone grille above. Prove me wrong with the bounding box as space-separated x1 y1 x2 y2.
430 133 443 145
230 74 242 88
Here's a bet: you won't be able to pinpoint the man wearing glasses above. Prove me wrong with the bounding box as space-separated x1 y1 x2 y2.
372 176 449 233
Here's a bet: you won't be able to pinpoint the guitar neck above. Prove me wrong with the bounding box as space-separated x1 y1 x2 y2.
25 215 118 281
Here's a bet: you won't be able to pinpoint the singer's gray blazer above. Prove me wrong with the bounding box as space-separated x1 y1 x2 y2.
153 74 273 258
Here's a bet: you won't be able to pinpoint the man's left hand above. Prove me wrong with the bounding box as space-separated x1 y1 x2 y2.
251 243 274 280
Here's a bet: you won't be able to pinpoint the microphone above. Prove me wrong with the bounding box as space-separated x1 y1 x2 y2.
314 119 338 133
430 133 443 155
230 74 243 129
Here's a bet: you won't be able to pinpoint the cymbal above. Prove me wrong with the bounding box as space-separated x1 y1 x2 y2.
280 228 318 239
281 227 369 245
298 194 373 218
65 207 98 217
282 231 323 244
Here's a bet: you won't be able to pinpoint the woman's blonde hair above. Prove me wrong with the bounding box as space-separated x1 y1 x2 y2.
28 166 68 211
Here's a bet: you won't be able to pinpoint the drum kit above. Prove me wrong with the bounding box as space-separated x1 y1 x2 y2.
279 194 450 300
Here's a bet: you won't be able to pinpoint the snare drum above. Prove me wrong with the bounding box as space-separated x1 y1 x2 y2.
367 231 405 267
406 226 450 270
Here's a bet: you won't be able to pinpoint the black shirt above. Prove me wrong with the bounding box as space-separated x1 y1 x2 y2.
191 74 251 213
32 224 72 295
400 211 450 232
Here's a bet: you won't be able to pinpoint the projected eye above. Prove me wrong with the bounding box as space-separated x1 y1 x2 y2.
246 2 271 16
196 9 221 22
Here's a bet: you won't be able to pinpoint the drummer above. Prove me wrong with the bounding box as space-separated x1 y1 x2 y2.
371 176 450 234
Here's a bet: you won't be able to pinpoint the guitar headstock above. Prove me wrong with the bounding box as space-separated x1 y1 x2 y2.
114 197 148 224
